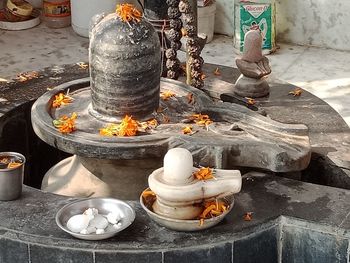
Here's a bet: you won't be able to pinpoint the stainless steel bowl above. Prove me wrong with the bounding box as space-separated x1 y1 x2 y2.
140 190 234 232
56 198 135 240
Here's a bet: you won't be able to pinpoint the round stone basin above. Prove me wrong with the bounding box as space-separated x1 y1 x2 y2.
30 75 313 199
1 63 348 194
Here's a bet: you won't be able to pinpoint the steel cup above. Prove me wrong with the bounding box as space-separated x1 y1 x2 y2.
0 152 25 201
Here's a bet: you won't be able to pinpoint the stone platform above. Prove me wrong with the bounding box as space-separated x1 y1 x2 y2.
0 173 348 262
0 63 349 262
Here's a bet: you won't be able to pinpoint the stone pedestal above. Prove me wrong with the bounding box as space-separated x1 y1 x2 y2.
234 75 270 98
41 155 162 200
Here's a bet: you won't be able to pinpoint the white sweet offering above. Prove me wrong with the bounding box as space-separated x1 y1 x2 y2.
113 222 122 229
89 214 109 229
80 226 96 234
107 211 124 224
67 214 90 233
83 208 98 217
95 228 105 234
66 207 124 234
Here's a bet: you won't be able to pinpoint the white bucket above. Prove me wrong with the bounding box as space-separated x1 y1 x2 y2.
198 2 216 43
71 0 119 38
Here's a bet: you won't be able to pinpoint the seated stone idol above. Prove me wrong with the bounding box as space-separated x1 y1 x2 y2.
234 28 271 98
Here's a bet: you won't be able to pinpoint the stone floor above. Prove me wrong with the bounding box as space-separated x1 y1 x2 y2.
1 23 350 126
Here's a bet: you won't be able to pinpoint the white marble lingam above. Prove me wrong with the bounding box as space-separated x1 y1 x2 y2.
148 148 242 220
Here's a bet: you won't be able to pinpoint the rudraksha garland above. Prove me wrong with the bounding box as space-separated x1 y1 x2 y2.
178 0 204 89
165 0 182 79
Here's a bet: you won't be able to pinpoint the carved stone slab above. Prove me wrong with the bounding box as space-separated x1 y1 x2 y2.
31 77 311 172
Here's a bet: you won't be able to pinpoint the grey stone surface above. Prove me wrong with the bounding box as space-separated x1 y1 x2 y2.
163 242 232 263
282 225 348 263
30 244 94 263
31 77 311 173
0 173 347 262
233 227 278 263
95 251 162 263
0 238 28 263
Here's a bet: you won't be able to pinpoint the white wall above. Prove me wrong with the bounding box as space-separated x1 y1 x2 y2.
214 0 234 36
276 0 350 51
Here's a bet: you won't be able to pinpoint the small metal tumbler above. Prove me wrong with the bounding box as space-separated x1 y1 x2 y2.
0 152 25 201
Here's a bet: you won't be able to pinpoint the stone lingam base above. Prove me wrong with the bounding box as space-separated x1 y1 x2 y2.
31 76 311 199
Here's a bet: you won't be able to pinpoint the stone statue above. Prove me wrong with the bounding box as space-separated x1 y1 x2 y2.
234 28 271 98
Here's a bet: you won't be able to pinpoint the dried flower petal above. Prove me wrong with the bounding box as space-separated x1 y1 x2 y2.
162 114 170 124
199 200 228 219
7 162 22 169
245 97 256 105
187 93 194 104
116 3 142 23
16 71 39 82
213 67 221 76
156 107 165 113
99 115 138 137
76 62 88 69
99 123 118 136
160 90 176 101
138 119 158 131
53 112 77 134
193 167 214 180
52 92 74 108
188 113 213 127
182 126 193 135
0 157 9 164
289 88 302 97
243 212 253 221
142 190 156 198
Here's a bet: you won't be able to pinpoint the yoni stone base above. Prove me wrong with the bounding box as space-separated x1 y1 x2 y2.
234 74 270 98
41 155 162 200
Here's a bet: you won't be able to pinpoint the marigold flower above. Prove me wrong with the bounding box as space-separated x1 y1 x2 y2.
182 126 193 135
189 113 212 127
245 97 256 106
99 123 118 136
116 3 142 23
7 162 22 169
140 119 158 130
53 112 77 134
193 167 214 180
16 71 39 82
289 87 302 97
76 62 88 69
117 115 138 136
0 157 9 164
198 199 228 226
99 115 139 137
160 90 176 101
52 92 73 108
142 190 156 198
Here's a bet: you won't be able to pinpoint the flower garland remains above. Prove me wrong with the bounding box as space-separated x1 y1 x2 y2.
53 112 77 134
116 3 142 23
